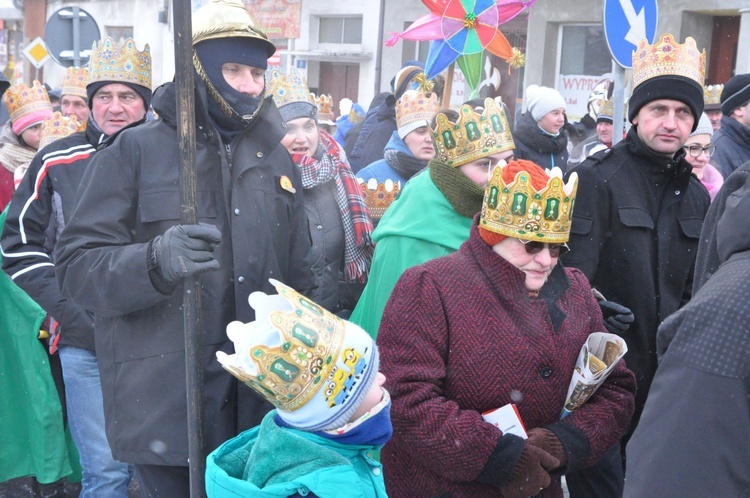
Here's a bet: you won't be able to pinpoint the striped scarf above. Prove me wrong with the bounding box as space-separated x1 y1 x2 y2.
294 130 374 282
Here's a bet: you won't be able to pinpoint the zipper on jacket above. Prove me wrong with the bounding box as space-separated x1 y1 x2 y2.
225 143 233 164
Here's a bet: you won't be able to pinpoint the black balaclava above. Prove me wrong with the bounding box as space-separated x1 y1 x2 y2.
194 37 272 140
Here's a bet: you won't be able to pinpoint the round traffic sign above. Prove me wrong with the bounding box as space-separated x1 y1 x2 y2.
44 6 101 67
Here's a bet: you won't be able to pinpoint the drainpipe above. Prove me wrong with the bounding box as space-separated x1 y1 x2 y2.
373 0 385 95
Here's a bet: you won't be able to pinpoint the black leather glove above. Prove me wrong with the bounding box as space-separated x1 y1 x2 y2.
597 298 634 334
150 223 222 283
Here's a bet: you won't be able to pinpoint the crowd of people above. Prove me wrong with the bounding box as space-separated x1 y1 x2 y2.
1 0 750 497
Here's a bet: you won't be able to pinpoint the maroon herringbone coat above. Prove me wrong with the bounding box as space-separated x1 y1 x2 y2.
378 223 636 498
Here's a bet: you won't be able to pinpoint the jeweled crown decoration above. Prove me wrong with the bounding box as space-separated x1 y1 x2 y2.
223 284 347 412
704 84 723 105
61 67 89 99
39 112 86 149
5 80 52 124
268 68 313 109
357 178 401 220
432 97 514 168
597 98 614 120
480 165 579 243
396 90 439 131
311 93 335 123
632 34 705 90
88 37 152 90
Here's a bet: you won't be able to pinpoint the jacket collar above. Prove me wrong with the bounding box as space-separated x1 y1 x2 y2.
622 127 693 189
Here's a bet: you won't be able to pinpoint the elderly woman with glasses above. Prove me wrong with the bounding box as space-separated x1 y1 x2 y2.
377 159 636 498
684 113 723 201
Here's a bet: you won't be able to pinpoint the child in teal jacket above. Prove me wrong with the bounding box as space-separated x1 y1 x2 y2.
206 279 390 498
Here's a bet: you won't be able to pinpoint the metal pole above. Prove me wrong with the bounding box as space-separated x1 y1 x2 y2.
612 62 626 146
72 6 80 67
172 2 204 496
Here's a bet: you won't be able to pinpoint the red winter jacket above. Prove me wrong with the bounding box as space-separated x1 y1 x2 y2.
378 222 636 498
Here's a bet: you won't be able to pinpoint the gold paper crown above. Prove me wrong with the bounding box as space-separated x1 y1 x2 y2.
348 106 364 125
704 84 723 105
396 90 440 131
61 67 88 99
39 112 86 149
480 164 579 243
5 80 52 124
268 68 313 109
311 93 335 124
88 37 152 90
432 97 514 167
632 34 706 90
358 179 401 220
597 98 614 120
225 284 348 411
192 0 274 52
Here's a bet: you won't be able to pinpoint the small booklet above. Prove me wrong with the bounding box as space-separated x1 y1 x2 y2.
482 403 528 439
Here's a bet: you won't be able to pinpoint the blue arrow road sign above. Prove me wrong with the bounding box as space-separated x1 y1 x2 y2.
603 0 658 68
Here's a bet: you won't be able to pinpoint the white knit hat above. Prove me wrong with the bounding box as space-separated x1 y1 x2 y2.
526 85 566 121
217 279 379 431
690 112 713 137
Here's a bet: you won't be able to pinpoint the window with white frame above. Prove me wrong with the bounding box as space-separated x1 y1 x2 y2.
401 22 429 65
318 16 363 44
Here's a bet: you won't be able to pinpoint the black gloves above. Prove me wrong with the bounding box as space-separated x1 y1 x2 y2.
593 289 634 334
150 223 222 283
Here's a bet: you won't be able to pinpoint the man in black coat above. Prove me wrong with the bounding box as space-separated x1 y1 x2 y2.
562 34 711 497
624 178 750 497
54 1 314 495
2 38 151 496
711 73 750 178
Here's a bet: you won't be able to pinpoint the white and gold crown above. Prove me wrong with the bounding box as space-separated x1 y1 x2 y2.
357 178 401 221
217 280 377 430
632 34 705 90
432 97 514 168
396 90 439 135
39 112 86 149
6 80 52 123
480 161 578 243
268 68 313 109
88 37 152 90
704 84 723 106
61 67 88 99
311 93 335 124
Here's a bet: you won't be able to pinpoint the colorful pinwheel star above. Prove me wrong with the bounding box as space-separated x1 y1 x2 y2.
386 0 535 95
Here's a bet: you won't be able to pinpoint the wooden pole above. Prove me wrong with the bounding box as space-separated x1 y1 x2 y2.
442 63 454 107
172 2 204 496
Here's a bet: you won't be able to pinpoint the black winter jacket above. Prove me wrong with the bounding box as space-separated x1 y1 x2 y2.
55 82 314 466
711 115 750 179
512 111 569 171
349 95 397 172
563 127 710 430
2 124 126 352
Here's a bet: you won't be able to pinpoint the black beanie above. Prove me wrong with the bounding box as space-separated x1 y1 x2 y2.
87 81 152 111
628 75 704 131
720 73 750 115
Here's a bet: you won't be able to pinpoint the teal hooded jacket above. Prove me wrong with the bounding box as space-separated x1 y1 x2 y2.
206 411 388 498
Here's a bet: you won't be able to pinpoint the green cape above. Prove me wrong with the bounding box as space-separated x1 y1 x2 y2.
350 170 472 338
0 207 80 484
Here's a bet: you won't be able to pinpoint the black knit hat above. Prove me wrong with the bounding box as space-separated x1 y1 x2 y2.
628 75 704 132
720 73 750 115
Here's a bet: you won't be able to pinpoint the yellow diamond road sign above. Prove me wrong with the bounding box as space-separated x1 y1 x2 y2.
23 37 50 68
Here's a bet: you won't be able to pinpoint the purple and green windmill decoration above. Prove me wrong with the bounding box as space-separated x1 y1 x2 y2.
386 0 534 98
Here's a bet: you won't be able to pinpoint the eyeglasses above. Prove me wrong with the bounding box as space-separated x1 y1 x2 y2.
684 144 716 158
517 239 570 258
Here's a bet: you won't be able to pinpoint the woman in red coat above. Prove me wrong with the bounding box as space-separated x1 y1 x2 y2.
378 159 636 498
